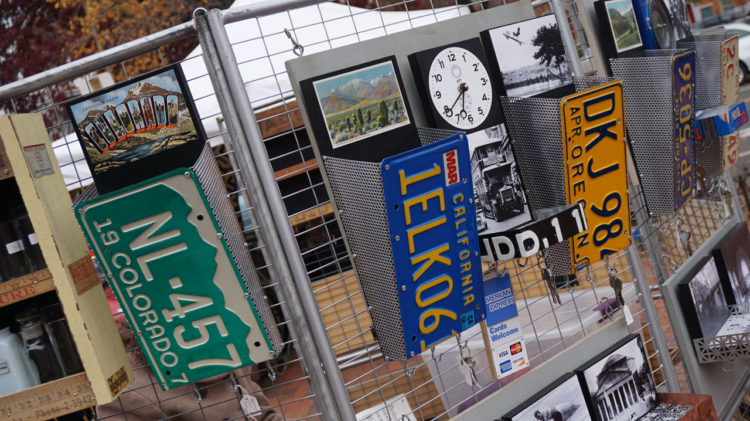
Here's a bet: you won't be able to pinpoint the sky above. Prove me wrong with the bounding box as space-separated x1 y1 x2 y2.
488 14 559 73
313 61 396 96
70 71 181 122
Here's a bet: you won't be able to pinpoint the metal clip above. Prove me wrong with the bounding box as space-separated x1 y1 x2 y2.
662 254 677 271
284 28 304 57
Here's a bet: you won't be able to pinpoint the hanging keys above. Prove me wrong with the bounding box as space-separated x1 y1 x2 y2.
719 178 734 218
696 166 708 194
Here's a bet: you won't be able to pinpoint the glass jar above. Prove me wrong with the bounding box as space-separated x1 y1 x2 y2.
41 303 83 375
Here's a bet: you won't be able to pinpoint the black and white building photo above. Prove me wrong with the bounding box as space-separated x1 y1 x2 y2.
506 375 591 421
468 124 531 234
580 336 656 421
486 14 574 98
688 257 730 338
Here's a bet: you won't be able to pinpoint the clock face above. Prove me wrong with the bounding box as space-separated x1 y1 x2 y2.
427 47 493 130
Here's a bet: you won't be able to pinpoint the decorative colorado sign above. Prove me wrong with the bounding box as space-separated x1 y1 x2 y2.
382 134 483 357
561 81 630 271
673 50 696 211
76 169 275 389
479 203 587 263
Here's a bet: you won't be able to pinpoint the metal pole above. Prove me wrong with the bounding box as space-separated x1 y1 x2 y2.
549 0 585 77
199 8 357 420
0 22 195 101
193 10 343 421
626 243 681 392
0 0 328 102
221 0 328 24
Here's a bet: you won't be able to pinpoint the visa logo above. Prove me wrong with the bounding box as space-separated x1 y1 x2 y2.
498 350 509 358
443 149 459 186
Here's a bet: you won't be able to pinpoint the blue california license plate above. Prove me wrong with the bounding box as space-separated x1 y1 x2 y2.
673 50 695 211
381 133 484 357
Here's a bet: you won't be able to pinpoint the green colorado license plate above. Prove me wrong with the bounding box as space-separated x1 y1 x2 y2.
76 169 274 390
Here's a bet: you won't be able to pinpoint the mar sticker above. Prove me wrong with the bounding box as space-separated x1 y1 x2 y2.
382 134 484 358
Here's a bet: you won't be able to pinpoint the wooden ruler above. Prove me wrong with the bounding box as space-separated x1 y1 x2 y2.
0 373 96 420
0 269 54 308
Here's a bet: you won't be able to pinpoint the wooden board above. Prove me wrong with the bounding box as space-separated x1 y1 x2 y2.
657 393 716 420
0 373 95 420
0 114 131 404
0 269 54 308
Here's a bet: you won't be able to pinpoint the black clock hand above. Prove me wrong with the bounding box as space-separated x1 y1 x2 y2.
449 90 463 111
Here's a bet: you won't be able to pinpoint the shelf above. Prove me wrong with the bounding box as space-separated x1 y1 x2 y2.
0 372 95 420
0 269 54 308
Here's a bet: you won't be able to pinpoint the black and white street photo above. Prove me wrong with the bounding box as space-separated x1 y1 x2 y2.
581 336 656 421
487 14 574 98
468 124 531 234
688 257 730 338
507 376 591 421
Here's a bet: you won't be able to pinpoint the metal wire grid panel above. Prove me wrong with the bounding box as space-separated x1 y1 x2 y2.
221 2 675 419
0 1 723 420
1 21 324 421
631 173 739 394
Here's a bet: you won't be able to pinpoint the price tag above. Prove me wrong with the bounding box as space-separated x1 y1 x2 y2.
560 81 630 272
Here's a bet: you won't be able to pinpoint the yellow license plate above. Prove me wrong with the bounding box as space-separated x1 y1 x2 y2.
560 81 631 272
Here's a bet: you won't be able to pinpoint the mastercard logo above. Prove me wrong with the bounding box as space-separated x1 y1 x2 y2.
510 342 522 355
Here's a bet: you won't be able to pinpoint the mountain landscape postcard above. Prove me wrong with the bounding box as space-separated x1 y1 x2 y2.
312 61 410 148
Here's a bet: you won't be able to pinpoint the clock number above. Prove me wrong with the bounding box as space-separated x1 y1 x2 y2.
443 106 453 117
478 107 484 115
438 59 445 69
434 91 442 99
462 53 467 62
448 53 456 62
468 114 474 124
473 63 479 72
482 94 488 101
432 74 442 83
481 77 487 86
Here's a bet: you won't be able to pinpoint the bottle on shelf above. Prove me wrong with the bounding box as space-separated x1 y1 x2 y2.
0 325 40 396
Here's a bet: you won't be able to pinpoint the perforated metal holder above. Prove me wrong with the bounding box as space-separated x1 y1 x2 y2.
499 77 614 276
322 128 457 361
610 50 695 216
693 305 750 364
678 32 727 182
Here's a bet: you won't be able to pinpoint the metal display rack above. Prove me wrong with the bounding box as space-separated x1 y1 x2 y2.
0 0 745 420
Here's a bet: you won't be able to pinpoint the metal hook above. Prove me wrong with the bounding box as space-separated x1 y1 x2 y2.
662 254 677 271
404 362 416 377
517 257 528 267
710 206 725 223
284 28 304 57
431 346 443 363
266 362 277 382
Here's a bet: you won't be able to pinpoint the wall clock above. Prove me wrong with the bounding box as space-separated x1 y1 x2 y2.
409 38 502 132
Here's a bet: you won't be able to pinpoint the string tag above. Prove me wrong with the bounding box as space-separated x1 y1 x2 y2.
237 385 261 416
